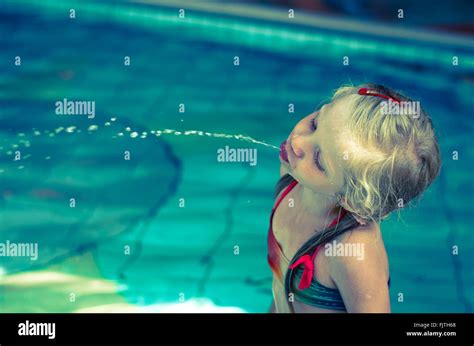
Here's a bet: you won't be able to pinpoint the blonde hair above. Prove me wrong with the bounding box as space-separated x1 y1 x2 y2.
332 83 441 223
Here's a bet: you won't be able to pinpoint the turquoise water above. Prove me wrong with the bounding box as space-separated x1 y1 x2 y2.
0 0 473 312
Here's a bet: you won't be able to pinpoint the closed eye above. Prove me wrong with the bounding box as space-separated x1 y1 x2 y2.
314 150 325 172
309 116 317 131
308 115 325 172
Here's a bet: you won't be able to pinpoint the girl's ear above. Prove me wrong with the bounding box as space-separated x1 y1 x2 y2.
337 195 368 226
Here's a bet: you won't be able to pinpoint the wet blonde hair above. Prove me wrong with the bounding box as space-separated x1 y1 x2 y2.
332 83 441 223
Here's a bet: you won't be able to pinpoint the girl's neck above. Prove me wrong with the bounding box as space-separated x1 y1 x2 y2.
298 184 341 225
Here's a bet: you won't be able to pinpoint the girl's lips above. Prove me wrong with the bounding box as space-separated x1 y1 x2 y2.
280 140 289 163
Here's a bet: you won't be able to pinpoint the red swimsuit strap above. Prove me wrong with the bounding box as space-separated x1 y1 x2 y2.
270 178 348 290
290 206 348 290
272 180 298 213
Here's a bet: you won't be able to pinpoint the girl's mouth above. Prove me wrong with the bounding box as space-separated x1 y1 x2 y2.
280 140 289 163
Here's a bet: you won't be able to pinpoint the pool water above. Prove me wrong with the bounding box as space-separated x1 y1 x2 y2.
0 0 473 313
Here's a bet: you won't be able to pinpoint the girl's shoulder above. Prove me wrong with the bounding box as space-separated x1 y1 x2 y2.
324 222 391 312
325 221 389 282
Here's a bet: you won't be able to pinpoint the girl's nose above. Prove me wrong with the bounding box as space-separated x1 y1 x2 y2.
290 134 305 158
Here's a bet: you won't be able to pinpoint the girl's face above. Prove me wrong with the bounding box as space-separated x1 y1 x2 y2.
280 101 348 198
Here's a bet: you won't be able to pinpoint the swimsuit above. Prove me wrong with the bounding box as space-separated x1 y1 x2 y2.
268 174 358 312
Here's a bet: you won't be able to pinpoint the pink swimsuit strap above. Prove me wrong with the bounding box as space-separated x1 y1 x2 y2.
271 178 346 290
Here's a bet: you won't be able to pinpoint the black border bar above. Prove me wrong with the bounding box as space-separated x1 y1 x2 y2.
0 313 472 345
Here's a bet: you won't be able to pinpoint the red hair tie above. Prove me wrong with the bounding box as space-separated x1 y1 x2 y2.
358 88 400 104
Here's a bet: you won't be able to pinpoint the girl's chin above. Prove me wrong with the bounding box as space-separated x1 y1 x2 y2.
279 155 291 169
